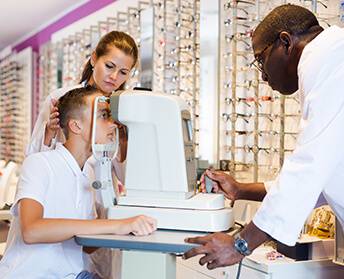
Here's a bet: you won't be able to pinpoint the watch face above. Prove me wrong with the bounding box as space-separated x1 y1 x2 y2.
234 236 250 256
238 239 246 250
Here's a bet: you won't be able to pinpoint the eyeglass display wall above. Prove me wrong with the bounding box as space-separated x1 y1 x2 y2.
0 48 33 164
218 0 341 183
152 0 200 155
38 42 61 112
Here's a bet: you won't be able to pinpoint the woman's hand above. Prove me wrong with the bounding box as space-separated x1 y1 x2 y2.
114 121 128 163
44 99 60 146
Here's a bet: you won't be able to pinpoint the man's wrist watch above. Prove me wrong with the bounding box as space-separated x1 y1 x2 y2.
234 234 251 256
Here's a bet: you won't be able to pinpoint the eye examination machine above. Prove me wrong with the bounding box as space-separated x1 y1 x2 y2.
91 90 233 232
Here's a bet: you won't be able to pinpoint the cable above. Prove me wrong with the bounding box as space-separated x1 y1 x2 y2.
236 260 243 279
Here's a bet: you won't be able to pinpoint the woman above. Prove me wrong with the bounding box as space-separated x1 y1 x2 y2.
27 30 138 183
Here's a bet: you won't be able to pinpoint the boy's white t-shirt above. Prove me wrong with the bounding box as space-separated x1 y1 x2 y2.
0 143 96 279
24 85 125 278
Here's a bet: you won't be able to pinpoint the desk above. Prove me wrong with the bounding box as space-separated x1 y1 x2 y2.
75 230 204 279
178 245 344 279
75 230 344 279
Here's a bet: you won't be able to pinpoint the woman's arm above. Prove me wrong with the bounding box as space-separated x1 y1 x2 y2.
26 95 55 156
19 198 157 244
26 86 80 156
43 98 60 146
115 124 128 163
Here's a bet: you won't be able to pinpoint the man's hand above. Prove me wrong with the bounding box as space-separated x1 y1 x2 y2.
205 169 241 201
204 169 267 202
183 232 244 269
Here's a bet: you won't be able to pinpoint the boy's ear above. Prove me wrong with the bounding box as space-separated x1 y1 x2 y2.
68 119 82 135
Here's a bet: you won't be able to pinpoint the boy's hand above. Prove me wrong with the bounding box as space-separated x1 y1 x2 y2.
122 215 157 236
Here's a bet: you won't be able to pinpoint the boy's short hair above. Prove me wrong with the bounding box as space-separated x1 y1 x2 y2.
58 86 99 138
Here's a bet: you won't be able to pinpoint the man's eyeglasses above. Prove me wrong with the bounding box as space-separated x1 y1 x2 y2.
250 56 264 72
250 36 279 72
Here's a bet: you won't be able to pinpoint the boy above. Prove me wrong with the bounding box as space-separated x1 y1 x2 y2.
0 86 157 278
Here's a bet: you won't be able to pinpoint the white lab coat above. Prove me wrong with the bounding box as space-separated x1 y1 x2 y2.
253 26 344 246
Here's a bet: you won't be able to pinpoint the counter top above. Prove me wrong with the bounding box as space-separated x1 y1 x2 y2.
75 229 206 254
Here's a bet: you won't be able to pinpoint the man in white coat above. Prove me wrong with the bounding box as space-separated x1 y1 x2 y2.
184 4 344 268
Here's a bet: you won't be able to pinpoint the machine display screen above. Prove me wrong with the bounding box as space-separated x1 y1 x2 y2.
182 119 193 142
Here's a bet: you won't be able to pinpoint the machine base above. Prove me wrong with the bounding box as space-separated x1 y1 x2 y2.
108 205 233 232
117 193 225 210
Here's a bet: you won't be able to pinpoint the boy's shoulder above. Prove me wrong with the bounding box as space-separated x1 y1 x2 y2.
23 149 60 170
21 149 68 183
